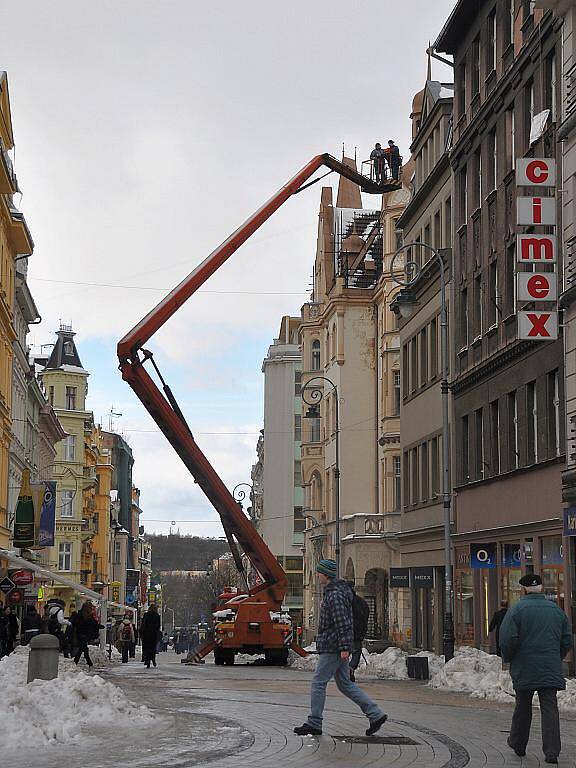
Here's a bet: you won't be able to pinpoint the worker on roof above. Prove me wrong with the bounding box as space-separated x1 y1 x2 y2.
369 143 386 184
385 140 402 182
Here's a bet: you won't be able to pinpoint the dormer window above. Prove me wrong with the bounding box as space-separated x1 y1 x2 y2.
64 341 73 355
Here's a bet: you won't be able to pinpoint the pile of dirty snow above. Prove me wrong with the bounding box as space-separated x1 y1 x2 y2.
429 646 514 702
0 647 152 748
291 644 576 711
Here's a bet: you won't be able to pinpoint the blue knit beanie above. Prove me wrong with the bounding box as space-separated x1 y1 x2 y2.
316 559 337 578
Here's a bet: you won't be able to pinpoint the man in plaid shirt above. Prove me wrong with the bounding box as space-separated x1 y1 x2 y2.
294 559 388 736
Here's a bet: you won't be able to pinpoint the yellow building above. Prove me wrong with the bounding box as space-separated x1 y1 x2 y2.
39 325 93 605
81 423 112 591
0 71 33 553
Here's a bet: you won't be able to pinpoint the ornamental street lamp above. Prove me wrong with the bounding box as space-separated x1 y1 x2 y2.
390 241 454 662
232 482 253 509
302 376 340 578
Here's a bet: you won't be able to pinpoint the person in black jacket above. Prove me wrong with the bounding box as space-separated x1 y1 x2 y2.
140 604 161 668
488 600 508 656
0 605 6 658
20 605 44 645
73 601 102 668
3 606 19 655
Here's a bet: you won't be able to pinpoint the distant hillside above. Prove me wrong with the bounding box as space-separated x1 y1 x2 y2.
147 533 229 572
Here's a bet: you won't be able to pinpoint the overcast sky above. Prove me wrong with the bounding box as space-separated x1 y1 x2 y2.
3 1 455 537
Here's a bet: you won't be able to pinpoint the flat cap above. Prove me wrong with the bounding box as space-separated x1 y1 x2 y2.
519 573 542 587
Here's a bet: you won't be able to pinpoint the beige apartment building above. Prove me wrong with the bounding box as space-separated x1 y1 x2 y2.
300 159 408 644
391 75 454 653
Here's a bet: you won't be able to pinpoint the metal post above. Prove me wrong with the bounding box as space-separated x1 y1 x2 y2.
439 258 454 662
334 391 341 579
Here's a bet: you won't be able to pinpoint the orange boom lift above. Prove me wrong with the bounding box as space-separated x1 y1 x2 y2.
117 153 399 665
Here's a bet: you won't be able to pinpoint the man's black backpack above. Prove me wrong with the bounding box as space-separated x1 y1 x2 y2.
47 612 61 635
352 592 370 642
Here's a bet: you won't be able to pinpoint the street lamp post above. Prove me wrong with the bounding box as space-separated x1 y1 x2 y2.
391 242 454 662
302 377 340 578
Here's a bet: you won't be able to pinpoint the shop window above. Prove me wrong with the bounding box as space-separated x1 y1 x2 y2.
541 536 564 609
501 542 522 608
456 570 474 645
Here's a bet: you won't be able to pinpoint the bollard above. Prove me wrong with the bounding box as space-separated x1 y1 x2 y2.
27 634 60 683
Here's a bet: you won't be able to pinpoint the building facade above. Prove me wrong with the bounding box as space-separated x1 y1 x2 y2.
0 71 33 552
39 325 94 606
391 74 454 653
260 316 304 626
300 159 408 644
436 1 567 649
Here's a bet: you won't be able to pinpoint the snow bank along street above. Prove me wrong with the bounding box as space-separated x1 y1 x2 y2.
0 646 151 748
293 645 576 709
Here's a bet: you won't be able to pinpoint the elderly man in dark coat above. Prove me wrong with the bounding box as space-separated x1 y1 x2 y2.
500 573 572 765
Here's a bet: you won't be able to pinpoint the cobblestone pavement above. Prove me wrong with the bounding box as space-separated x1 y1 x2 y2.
10 652 576 767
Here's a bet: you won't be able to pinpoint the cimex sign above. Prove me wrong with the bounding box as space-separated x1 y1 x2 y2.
515 158 558 341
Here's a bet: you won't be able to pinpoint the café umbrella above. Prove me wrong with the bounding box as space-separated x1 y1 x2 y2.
13 469 35 548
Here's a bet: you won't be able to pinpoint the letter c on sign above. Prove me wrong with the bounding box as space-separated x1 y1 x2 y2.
476 549 490 563
526 160 549 184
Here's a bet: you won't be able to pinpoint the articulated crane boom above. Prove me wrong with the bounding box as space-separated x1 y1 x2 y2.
117 153 400 664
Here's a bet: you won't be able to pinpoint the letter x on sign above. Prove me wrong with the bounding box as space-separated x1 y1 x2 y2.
518 311 558 341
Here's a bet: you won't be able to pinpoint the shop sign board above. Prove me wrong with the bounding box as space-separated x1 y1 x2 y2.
411 566 434 589
517 196 556 225
470 543 497 569
0 576 15 595
515 158 558 343
390 568 410 588
502 544 522 568
517 310 558 340
10 569 34 586
516 158 556 187
564 507 576 537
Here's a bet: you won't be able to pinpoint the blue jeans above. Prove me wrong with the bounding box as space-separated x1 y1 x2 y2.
307 653 384 730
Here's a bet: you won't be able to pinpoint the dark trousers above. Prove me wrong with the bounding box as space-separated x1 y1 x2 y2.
121 642 130 663
74 638 93 667
509 688 561 758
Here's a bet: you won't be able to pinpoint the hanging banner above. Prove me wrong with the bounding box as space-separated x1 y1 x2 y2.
517 197 556 225
470 543 497 569
564 507 576 537
390 568 410 588
35 481 56 548
13 469 35 549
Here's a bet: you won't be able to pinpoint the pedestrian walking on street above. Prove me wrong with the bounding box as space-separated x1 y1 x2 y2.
20 605 44 646
294 559 388 737
500 574 572 764
3 605 19 655
119 613 135 663
73 601 101 668
46 599 72 657
141 604 161 668
0 604 7 658
488 600 508 656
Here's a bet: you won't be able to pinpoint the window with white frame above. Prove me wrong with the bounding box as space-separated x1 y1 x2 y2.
58 542 72 571
60 489 74 518
63 434 75 461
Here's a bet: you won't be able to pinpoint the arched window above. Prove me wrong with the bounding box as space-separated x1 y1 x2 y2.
311 339 321 371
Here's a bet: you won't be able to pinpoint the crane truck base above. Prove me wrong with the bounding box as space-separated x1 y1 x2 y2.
117 153 399 667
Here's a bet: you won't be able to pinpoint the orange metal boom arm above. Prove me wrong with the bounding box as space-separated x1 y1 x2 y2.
117 153 389 606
